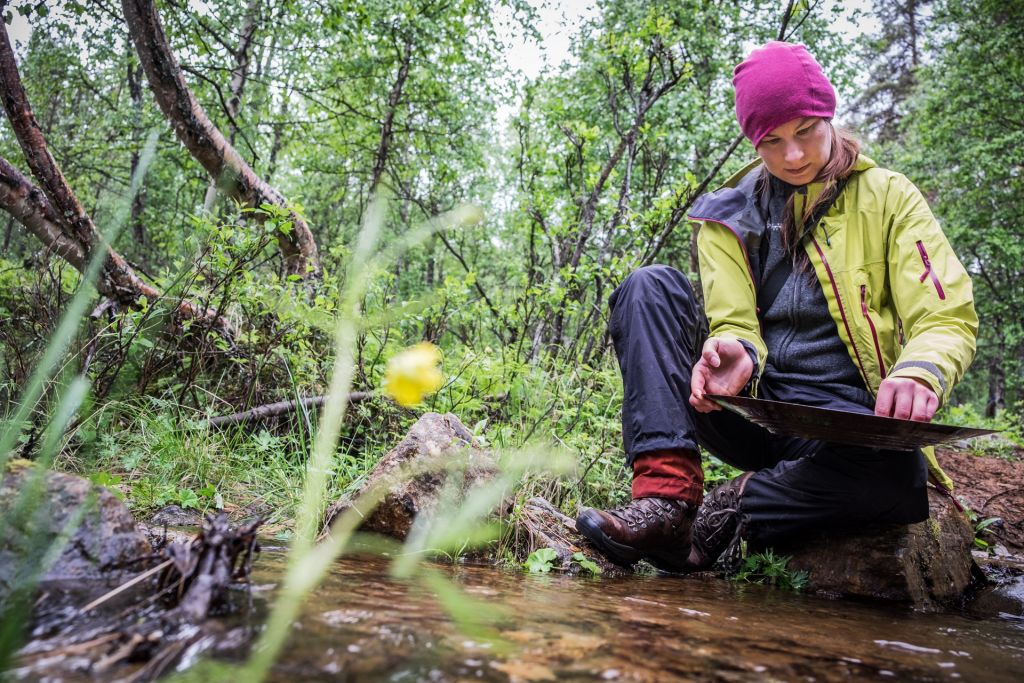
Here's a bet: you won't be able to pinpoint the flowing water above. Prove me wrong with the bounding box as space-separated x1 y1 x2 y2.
248 552 1024 682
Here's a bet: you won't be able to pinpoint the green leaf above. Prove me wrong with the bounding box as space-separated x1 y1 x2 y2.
88 472 125 501
176 488 201 510
975 516 1001 534
572 551 601 575
89 471 122 487
524 547 558 573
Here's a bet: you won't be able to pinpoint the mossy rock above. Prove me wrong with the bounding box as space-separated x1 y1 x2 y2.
0 462 151 600
781 488 975 609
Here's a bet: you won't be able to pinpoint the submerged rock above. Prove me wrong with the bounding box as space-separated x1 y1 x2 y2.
0 460 151 598
321 412 497 540
148 503 202 527
782 488 976 608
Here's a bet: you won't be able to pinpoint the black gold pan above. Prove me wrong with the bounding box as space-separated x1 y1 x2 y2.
707 394 998 450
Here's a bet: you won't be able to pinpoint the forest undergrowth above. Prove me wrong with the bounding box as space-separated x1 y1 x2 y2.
0 240 763 550
4 245 1019 547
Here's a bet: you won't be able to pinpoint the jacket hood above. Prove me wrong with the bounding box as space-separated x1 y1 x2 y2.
687 155 878 267
689 154 877 226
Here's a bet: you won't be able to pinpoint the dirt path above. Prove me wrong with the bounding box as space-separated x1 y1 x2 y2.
937 447 1024 554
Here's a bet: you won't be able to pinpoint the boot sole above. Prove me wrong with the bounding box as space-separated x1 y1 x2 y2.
575 510 644 567
645 551 691 574
577 509 692 573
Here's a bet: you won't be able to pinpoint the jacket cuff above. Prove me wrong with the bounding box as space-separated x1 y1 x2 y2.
890 361 947 403
737 339 760 396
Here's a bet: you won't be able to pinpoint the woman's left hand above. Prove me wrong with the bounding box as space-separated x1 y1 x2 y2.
874 377 939 422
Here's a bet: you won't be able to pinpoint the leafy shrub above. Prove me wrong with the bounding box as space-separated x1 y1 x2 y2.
732 549 808 592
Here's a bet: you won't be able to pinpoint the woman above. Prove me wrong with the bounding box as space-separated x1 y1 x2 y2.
576 41 977 572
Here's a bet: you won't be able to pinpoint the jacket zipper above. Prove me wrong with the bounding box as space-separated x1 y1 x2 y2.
916 240 946 300
810 238 872 393
860 285 887 378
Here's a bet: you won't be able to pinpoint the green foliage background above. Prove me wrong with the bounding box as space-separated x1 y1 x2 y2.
0 0 1020 523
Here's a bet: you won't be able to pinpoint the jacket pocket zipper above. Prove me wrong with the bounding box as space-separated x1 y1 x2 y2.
860 285 887 378
811 237 871 392
916 240 946 300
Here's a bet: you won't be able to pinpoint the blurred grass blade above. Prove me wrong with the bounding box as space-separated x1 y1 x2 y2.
0 131 159 471
417 566 512 655
0 131 157 671
0 493 92 670
1 375 91 537
240 194 385 681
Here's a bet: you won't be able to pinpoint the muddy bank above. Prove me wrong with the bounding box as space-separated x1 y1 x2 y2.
3 461 262 682
937 447 1024 554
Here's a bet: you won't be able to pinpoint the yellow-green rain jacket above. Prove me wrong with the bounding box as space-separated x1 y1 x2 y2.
689 155 978 490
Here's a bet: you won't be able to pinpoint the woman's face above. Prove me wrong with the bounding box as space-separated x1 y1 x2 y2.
756 117 833 185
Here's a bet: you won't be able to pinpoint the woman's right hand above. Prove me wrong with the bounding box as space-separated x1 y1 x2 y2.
689 337 754 413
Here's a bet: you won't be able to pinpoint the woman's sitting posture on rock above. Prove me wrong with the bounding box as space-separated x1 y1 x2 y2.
576 42 978 572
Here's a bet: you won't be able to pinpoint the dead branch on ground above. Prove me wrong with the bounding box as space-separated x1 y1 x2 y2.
205 391 373 428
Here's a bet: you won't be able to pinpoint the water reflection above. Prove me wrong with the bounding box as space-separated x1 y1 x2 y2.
255 552 1024 682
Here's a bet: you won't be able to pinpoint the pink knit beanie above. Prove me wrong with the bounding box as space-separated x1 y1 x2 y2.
733 41 836 147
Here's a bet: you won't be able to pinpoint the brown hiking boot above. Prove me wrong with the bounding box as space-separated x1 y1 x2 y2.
576 497 695 572
685 473 752 572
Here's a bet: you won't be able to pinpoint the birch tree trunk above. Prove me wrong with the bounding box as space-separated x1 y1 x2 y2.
121 0 320 280
0 30 225 331
203 0 261 215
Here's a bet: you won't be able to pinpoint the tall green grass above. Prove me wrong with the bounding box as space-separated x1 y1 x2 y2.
0 132 159 670
231 198 576 680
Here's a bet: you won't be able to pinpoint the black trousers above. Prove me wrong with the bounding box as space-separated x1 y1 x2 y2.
608 265 929 546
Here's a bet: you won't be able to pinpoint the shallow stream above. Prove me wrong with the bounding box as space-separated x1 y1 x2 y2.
245 552 1024 682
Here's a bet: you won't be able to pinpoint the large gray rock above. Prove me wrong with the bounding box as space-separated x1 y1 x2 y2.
782 488 975 608
1 460 151 598
321 413 497 540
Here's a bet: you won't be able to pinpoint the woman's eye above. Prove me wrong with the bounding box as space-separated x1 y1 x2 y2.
763 138 780 145
797 121 817 136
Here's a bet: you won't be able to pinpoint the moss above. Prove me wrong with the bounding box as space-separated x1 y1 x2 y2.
3 458 34 475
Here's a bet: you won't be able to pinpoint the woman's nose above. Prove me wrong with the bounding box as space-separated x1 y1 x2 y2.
785 142 804 163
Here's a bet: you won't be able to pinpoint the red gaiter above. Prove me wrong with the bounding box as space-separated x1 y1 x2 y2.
631 449 704 506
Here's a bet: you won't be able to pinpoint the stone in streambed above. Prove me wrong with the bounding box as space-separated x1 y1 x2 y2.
321 412 497 540
320 414 626 575
0 460 151 599
780 488 975 608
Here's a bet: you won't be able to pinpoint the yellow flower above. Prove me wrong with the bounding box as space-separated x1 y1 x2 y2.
383 342 443 407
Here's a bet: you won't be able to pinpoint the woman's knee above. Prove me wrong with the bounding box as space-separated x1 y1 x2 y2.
609 265 695 313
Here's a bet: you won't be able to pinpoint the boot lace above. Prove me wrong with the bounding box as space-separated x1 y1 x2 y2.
610 498 683 530
692 478 748 570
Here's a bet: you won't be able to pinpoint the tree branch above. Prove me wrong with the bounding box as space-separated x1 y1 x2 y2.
0 30 227 332
370 35 414 192
205 392 372 428
639 132 745 267
0 157 85 268
121 0 320 279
